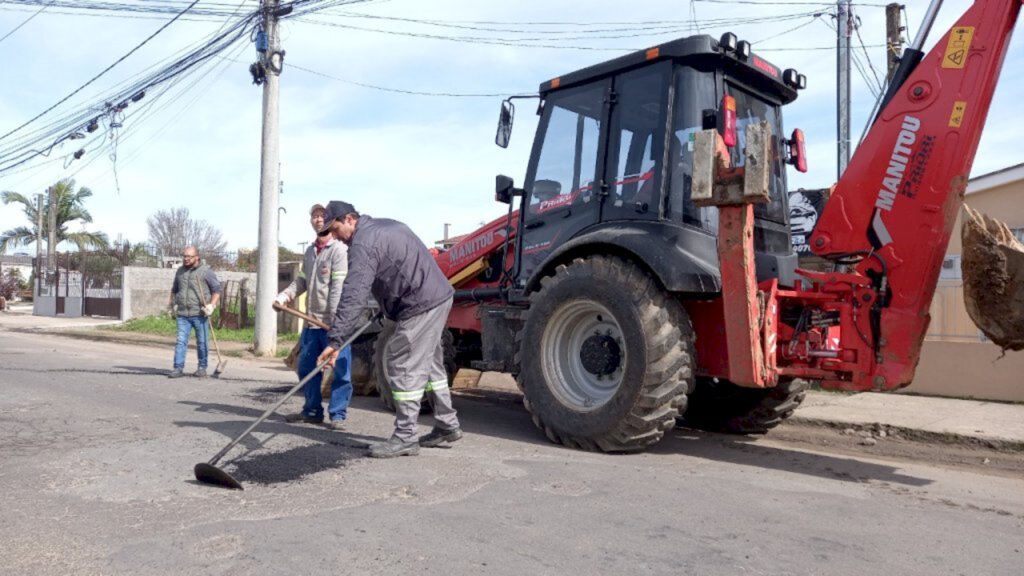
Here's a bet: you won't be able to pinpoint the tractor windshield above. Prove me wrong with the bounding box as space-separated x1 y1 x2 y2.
726 82 788 223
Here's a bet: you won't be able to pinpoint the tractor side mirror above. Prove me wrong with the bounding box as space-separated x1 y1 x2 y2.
495 174 515 204
495 99 515 148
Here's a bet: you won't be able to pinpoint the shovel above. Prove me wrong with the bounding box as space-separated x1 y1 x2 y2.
194 313 380 490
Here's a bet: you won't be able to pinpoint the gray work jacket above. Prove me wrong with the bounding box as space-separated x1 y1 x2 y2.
328 215 453 348
279 237 347 327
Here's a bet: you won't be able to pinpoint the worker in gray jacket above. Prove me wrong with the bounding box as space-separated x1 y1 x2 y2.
168 246 221 378
276 203 352 430
317 200 461 458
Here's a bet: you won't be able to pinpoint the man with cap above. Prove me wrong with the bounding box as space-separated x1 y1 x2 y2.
316 200 461 458
275 203 352 430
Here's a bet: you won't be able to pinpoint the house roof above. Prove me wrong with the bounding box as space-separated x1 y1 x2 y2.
967 162 1024 195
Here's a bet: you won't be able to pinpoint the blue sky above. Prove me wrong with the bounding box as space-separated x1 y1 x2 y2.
1 0 1021 254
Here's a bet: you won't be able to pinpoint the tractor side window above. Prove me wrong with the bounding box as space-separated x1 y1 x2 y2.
528 84 604 215
669 66 718 230
605 64 666 213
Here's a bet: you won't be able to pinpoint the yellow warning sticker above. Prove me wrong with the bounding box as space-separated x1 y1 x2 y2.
943 26 974 69
949 101 967 127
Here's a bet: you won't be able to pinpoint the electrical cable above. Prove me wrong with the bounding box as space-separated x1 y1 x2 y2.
0 0 52 44
0 13 256 174
854 15 884 92
0 0 201 144
289 62 530 97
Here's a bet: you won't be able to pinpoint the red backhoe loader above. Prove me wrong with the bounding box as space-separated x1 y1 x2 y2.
362 0 1024 452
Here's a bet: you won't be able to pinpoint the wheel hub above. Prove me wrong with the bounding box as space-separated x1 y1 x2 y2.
541 300 626 412
579 334 621 376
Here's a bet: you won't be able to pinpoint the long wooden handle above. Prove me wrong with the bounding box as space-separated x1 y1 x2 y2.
273 301 330 330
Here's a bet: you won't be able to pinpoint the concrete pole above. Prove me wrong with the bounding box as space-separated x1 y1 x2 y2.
885 3 904 82
47 185 57 270
35 193 43 295
836 0 852 179
253 0 282 356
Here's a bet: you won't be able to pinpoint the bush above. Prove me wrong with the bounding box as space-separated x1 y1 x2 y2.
0 269 27 300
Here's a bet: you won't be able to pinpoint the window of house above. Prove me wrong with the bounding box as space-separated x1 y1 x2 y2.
939 255 961 280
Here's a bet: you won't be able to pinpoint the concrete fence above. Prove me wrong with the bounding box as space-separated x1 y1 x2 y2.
121 266 258 321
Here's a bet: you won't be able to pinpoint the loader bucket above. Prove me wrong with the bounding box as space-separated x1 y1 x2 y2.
960 205 1024 351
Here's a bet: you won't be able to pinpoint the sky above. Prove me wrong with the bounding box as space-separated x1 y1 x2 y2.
1 0 1022 256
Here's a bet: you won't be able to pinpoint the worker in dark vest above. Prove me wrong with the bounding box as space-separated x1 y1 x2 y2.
317 201 461 458
168 246 222 378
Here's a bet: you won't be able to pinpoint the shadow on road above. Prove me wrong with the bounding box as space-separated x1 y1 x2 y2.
176 400 383 486
449 392 932 487
652 427 933 487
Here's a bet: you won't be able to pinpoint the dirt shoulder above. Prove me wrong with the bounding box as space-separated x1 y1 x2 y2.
768 420 1024 478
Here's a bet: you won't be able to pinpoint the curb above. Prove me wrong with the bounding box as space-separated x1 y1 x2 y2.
787 415 1024 452
17 326 286 365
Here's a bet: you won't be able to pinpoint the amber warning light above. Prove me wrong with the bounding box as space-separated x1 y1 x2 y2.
721 95 738 147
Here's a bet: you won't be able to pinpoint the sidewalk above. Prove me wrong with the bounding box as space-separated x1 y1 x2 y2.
0 302 259 356
3 304 1023 450
794 390 1024 449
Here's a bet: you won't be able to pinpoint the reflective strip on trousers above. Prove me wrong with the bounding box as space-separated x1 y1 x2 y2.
392 388 425 402
425 379 449 392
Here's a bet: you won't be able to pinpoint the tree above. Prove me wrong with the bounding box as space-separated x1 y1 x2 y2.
235 245 301 273
0 268 27 300
0 178 110 254
146 207 227 258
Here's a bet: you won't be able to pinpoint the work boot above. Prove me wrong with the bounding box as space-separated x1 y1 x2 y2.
168 368 184 379
419 426 463 448
283 412 323 425
194 368 208 378
327 418 346 432
367 436 420 458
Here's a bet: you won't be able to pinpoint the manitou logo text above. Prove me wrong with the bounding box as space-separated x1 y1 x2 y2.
448 229 505 266
870 115 920 247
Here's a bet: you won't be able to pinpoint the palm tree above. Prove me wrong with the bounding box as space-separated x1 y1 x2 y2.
0 178 109 254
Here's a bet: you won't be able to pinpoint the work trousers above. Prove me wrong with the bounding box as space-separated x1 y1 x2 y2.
383 297 459 442
173 315 208 369
297 327 353 421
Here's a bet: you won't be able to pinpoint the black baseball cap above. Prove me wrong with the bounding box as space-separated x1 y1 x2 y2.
317 200 357 234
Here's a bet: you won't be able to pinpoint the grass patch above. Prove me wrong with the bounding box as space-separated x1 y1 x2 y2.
108 314 300 345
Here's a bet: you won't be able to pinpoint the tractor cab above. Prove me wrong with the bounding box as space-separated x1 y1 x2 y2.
496 33 806 296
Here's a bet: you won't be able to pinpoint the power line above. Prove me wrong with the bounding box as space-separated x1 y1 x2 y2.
750 13 823 45
0 11 256 174
854 15 884 92
289 62 530 97
0 0 202 144
0 0 52 44
696 0 886 6
310 9 820 34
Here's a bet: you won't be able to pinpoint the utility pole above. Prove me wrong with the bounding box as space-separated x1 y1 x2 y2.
836 0 853 180
254 0 285 356
35 193 43 295
47 185 57 270
885 3 904 82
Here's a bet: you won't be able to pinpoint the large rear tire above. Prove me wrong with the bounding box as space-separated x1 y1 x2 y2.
681 377 810 434
350 337 377 396
515 255 694 453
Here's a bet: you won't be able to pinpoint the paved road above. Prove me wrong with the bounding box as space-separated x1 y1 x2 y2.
1 330 1022 575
